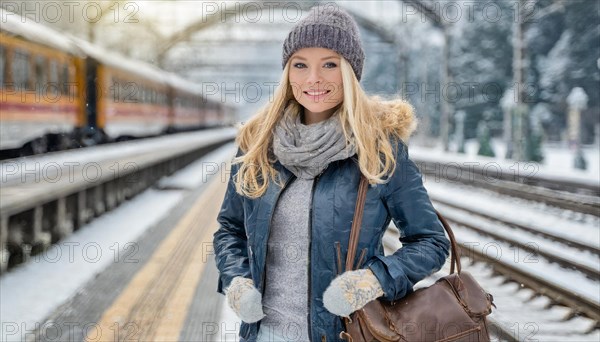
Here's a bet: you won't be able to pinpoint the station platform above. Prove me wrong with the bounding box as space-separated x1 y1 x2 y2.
1 144 240 342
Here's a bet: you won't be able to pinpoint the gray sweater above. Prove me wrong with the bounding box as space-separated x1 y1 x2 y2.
261 177 314 341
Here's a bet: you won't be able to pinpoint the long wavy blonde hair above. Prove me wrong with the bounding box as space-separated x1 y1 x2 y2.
233 57 418 198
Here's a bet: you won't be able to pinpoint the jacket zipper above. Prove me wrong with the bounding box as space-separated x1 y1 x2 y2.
307 173 321 341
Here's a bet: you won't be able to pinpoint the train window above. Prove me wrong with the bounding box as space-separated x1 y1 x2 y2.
35 56 47 92
134 85 141 103
117 78 124 103
0 45 6 88
12 49 30 90
57 62 65 94
110 77 118 102
49 60 58 84
141 86 146 103
60 63 70 95
127 81 137 103
120 81 127 102
119 79 125 103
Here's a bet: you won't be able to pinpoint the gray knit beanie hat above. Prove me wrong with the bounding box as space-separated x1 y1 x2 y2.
282 4 365 81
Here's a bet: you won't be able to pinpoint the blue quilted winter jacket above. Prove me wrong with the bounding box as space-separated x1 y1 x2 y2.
213 138 450 342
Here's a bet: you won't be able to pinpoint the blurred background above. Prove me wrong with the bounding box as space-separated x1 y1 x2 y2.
2 0 599 159
0 1 598 341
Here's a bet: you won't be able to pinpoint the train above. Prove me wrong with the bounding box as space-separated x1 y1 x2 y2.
0 9 236 158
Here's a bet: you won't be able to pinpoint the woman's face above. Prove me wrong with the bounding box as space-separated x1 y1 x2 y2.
288 47 344 123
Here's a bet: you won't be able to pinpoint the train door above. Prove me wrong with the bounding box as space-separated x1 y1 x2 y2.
83 58 102 144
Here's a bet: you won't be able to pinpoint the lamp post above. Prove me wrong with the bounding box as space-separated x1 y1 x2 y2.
454 110 466 154
566 87 588 170
500 87 516 159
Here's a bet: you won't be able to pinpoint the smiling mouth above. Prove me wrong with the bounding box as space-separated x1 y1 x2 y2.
304 90 331 96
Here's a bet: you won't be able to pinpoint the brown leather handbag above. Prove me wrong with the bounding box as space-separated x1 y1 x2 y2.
339 175 495 342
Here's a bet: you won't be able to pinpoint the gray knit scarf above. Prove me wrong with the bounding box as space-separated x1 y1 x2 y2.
273 110 357 180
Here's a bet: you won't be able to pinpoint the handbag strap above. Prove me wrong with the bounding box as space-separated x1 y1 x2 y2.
346 174 462 274
345 174 370 271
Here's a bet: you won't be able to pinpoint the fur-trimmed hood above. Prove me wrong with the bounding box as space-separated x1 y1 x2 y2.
378 99 419 143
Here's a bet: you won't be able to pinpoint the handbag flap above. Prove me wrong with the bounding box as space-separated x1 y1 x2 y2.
358 301 402 341
443 271 492 316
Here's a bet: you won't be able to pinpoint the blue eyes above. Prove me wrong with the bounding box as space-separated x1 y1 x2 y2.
293 62 337 69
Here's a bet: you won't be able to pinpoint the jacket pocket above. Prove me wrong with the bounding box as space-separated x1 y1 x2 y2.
335 242 368 272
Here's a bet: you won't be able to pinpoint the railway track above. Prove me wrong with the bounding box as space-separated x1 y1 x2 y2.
431 198 600 280
380 173 599 341
410 154 600 217
383 217 599 341
443 192 600 336
465 176 600 218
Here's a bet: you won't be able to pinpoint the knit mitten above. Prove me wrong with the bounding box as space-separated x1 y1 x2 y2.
225 276 265 323
323 269 384 317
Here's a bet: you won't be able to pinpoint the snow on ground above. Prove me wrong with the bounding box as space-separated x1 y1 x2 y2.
411 137 600 184
1 135 598 341
156 143 237 190
464 261 600 342
0 128 236 184
435 202 599 271
456 225 599 302
426 181 599 248
0 142 237 342
0 189 184 341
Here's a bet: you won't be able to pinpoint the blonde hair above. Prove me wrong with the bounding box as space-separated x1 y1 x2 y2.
233 57 418 198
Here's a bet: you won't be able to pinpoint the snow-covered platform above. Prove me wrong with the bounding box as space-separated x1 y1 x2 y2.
0 128 236 273
1 143 239 342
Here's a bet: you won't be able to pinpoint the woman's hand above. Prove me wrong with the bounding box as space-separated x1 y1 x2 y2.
225 276 265 323
323 269 384 317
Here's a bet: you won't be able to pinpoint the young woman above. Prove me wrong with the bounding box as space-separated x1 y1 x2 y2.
213 4 450 342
